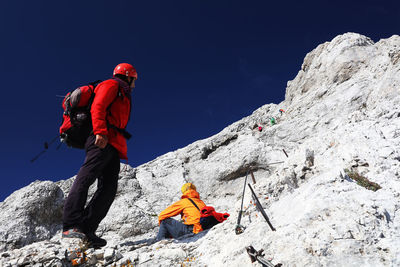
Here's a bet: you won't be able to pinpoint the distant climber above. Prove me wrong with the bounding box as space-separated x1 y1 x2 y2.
62 63 137 248
270 117 276 126
156 183 230 241
258 125 263 132
279 109 285 116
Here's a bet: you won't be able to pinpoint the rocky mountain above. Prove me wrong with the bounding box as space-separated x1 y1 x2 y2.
1 32 400 266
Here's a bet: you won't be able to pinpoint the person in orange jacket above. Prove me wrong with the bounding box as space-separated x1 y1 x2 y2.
62 63 137 248
156 183 206 240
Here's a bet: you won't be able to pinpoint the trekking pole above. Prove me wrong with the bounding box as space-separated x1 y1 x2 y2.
56 142 63 150
45 135 59 149
30 135 60 163
282 149 289 158
30 150 47 163
235 170 249 235
253 162 283 171
267 161 284 165
248 183 276 231
250 169 256 184
246 246 281 267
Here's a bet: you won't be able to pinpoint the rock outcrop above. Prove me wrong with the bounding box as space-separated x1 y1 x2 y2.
0 181 64 252
1 32 400 266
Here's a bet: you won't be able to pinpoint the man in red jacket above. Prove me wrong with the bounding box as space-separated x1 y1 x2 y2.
62 63 137 248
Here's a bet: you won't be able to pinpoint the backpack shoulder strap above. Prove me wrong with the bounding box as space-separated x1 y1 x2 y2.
86 80 103 109
187 198 200 211
89 80 102 86
106 78 133 140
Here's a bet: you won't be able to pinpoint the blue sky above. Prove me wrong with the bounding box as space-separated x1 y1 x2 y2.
0 0 399 201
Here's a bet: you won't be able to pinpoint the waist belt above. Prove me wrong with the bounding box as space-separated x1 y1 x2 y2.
107 123 132 140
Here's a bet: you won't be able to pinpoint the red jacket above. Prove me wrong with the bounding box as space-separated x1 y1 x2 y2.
91 78 131 159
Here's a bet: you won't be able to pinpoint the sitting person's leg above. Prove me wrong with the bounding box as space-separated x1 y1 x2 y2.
156 218 193 240
156 218 171 240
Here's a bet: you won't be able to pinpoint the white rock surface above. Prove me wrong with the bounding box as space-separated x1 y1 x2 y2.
0 181 64 252
1 32 400 266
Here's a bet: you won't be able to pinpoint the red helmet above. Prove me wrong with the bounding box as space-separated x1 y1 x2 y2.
113 63 138 80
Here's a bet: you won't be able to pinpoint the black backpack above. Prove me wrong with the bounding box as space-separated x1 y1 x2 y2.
187 198 220 230
59 80 102 149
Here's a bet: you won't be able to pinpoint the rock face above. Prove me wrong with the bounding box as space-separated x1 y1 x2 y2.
1 32 400 266
0 181 64 252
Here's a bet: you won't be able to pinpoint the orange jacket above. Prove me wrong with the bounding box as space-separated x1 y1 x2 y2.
158 189 206 234
91 78 131 159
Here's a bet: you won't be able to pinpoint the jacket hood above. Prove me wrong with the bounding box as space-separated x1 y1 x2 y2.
181 189 200 199
112 76 131 97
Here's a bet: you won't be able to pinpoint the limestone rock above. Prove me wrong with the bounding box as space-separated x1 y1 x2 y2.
0 181 63 252
1 32 400 266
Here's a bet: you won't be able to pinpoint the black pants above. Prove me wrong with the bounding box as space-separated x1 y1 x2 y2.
63 135 120 233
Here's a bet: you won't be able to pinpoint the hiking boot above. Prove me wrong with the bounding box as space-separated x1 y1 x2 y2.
62 228 86 239
85 232 107 248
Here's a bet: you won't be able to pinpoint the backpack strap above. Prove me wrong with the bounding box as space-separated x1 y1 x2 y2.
188 198 218 230
187 198 201 211
86 81 102 111
88 79 132 140
104 78 132 140
107 123 132 139
89 80 102 86
105 87 132 140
